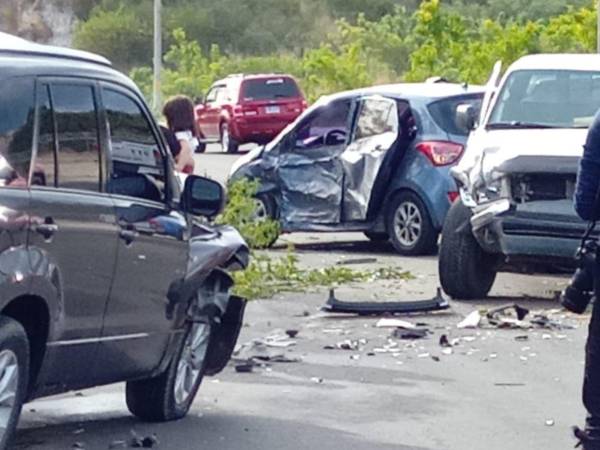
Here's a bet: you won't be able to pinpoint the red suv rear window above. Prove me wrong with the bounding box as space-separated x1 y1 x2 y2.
241 78 300 101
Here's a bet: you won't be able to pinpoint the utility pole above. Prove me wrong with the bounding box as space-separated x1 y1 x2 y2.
152 0 162 111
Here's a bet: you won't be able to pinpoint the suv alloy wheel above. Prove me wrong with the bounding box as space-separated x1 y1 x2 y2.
125 316 212 422
0 316 29 450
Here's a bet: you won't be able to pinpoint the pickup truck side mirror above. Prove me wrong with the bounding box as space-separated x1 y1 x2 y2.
456 103 477 132
181 175 225 218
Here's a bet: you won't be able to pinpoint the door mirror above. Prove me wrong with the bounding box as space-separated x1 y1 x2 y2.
455 103 477 132
181 175 225 218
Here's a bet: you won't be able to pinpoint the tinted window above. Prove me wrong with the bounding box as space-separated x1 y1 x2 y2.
36 84 57 187
354 98 399 141
103 88 165 202
489 70 600 128
0 77 34 187
428 94 483 136
52 84 101 192
242 78 300 101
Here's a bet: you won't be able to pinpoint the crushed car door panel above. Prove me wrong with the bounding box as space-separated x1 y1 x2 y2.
341 96 407 222
276 99 353 226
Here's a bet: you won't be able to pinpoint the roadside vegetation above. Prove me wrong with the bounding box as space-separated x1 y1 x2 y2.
218 180 413 300
73 0 596 102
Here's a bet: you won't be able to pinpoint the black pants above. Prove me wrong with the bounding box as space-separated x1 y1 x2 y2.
584 290 600 448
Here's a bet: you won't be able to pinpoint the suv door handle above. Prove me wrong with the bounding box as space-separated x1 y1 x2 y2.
34 219 58 240
119 229 138 245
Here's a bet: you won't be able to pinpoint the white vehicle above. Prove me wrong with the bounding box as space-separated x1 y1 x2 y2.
439 54 600 299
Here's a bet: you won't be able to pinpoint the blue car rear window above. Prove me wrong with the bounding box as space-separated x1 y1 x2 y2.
427 94 483 136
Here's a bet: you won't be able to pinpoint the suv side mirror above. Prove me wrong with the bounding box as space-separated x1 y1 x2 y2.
456 103 477 132
181 175 225 218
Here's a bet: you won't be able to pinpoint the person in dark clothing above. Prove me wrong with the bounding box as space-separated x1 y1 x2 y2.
160 125 182 159
574 110 600 450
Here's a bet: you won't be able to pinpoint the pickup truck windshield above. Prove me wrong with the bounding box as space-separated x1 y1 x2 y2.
488 69 600 129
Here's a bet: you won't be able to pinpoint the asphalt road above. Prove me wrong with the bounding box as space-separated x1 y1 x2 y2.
15 145 589 449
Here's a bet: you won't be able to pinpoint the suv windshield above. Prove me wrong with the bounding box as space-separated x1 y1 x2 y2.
488 69 600 129
241 78 299 101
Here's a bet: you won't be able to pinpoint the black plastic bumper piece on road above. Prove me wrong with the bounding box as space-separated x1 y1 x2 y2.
322 288 450 315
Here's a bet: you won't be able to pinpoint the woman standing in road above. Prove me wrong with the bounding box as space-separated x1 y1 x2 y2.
162 95 197 174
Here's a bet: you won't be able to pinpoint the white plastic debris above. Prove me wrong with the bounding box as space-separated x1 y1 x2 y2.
375 318 416 329
457 311 482 329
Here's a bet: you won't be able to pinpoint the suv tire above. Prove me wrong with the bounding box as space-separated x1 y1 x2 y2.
126 317 212 422
0 316 29 450
386 191 437 255
439 201 499 299
220 123 239 154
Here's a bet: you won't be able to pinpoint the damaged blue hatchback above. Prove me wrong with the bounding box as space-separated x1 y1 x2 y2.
229 83 484 255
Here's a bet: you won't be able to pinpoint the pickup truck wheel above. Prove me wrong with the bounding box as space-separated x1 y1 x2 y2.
0 316 29 450
386 192 437 255
220 123 239 154
439 201 499 299
126 317 212 422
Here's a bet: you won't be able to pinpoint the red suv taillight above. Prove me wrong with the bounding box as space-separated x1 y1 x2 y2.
416 141 464 166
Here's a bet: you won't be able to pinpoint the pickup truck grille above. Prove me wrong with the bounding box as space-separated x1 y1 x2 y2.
510 173 576 203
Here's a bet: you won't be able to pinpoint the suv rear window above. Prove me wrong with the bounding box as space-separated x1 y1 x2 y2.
241 78 300 101
428 95 483 136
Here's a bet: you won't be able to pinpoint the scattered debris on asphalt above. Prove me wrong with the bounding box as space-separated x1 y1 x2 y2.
545 419 555 427
322 288 450 315
108 440 127 449
336 257 378 266
285 329 299 338
457 305 577 330
393 328 428 340
232 337 302 373
130 430 159 448
494 383 526 387
375 318 417 329
457 311 482 329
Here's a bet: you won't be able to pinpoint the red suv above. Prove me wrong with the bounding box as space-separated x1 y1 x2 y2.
195 74 306 153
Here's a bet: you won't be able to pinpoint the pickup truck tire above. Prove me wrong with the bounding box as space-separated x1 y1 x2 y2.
126 317 212 422
0 316 29 450
439 201 498 299
220 123 239 154
386 191 437 255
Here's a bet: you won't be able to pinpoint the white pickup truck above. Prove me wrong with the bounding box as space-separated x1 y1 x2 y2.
439 54 600 299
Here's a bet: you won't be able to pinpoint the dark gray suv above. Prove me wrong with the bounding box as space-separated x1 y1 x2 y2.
0 33 249 448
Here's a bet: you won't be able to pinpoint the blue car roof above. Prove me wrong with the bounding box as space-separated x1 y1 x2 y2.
325 82 485 103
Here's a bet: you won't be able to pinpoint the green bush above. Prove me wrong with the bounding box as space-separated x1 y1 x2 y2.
217 179 280 250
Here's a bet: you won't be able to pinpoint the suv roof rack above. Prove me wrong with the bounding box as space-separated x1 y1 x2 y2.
0 32 111 67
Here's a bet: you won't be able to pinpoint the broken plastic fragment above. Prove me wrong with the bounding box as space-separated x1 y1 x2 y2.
376 318 417 329
457 311 481 329
393 328 428 340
